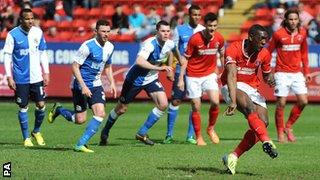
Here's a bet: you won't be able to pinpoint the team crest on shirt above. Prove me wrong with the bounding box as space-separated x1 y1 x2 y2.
215 42 219 49
76 105 82 112
255 60 261 66
297 35 303 42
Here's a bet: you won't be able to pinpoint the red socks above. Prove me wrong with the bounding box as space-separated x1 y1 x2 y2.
234 129 259 158
208 106 219 129
286 105 303 129
275 107 284 134
247 113 270 142
191 111 201 138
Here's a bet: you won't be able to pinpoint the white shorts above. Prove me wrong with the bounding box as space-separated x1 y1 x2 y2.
186 73 219 99
274 72 308 97
221 82 267 109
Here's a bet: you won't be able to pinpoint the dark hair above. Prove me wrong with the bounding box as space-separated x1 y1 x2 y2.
188 4 201 15
281 8 301 28
96 19 110 30
19 8 33 18
156 20 170 30
248 24 267 36
204 12 218 23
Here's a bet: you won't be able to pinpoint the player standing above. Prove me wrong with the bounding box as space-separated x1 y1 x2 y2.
99 20 185 146
221 24 278 175
47 20 116 152
3 9 49 147
163 4 205 144
181 12 224 146
268 8 311 143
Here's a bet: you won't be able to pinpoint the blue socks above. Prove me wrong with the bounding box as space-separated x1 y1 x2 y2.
101 109 118 139
18 108 29 140
186 111 195 139
76 116 102 146
33 107 45 133
57 107 75 122
166 103 179 137
138 107 164 136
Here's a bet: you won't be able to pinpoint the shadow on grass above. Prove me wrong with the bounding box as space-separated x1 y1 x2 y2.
157 166 259 176
28 146 72 151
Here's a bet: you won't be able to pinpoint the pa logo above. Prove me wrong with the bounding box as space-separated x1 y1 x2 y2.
3 162 11 177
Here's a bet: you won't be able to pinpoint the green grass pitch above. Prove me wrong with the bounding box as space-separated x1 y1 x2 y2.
0 102 319 178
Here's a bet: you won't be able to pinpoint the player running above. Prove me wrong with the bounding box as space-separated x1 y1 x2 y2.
47 19 116 152
99 20 185 146
268 8 311 143
221 24 278 175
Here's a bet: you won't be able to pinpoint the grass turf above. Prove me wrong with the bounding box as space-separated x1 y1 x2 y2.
0 102 319 179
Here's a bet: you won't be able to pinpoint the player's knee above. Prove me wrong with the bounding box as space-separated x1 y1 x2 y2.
276 100 286 108
171 99 181 106
158 102 168 111
95 111 106 119
117 106 127 115
36 103 45 110
298 99 308 107
75 116 86 124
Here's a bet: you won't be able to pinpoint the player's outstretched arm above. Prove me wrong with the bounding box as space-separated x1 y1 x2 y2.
263 72 276 87
136 55 172 72
72 62 92 97
104 64 117 98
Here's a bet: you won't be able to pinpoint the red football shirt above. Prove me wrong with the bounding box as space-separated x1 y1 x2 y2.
221 40 272 89
184 31 224 77
268 27 309 74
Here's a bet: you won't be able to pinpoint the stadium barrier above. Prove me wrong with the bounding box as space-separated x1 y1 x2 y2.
1 41 320 102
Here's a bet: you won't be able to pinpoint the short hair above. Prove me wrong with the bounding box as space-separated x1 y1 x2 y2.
95 19 110 30
248 24 267 37
19 8 33 18
204 12 218 23
188 4 201 15
156 20 170 30
281 8 301 28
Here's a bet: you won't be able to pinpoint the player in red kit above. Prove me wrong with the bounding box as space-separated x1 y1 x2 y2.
180 12 224 146
268 8 311 143
221 24 278 175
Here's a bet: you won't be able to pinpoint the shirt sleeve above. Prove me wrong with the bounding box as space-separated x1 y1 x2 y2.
261 50 272 73
172 27 179 47
218 34 225 54
3 33 14 77
137 41 154 60
267 33 278 53
184 36 195 58
105 44 114 65
39 33 47 51
224 43 238 66
74 43 90 65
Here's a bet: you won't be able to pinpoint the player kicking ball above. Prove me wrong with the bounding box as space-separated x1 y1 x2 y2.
220 24 278 175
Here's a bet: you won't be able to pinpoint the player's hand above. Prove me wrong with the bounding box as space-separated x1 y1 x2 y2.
177 78 184 91
7 77 16 91
43 73 50 87
305 74 311 83
166 70 174 82
223 103 237 116
110 83 117 98
265 73 276 87
159 66 173 72
82 85 92 98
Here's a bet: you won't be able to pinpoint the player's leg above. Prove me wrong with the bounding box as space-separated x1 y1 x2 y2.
186 75 205 146
75 87 106 152
164 73 186 144
285 73 308 142
100 79 138 145
275 97 287 143
29 82 46 146
15 84 33 147
204 73 220 144
274 72 290 143
136 81 167 145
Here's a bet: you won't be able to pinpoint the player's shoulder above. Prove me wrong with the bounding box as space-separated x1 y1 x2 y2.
30 26 43 34
8 26 21 37
299 27 307 36
176 24 189 31
141 37 157 49
164 39 175 49
228 40 242 49
214 31 224 40
260 47 271 58
104 41 114 50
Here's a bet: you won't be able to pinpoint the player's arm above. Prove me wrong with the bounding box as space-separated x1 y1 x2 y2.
301 36 311 82
172 46 186 91
104 63 117 98
3 33 16 90
224 62 237 116
216 36 225 74
39 34 50 86
267 33 277 54
73 44 92 97
262 52 275 87
136 43 172 72
166 51 174 81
